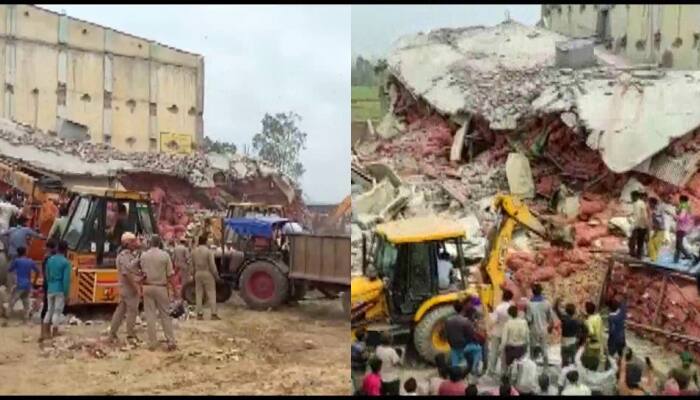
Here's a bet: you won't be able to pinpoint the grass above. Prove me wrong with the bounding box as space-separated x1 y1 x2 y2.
351 85 383 122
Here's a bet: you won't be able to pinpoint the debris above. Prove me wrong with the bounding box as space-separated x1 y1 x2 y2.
505 152 535 199
450 124 467 163
303 339 316 350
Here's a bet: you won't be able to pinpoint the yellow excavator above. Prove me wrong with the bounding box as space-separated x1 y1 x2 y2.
350 193 548 363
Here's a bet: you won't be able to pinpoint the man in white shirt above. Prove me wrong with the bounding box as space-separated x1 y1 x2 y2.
486 289 515 377
437 251 453 290
375 332 402 396
561 370 592 396
0 200 19 233
509 353 539 395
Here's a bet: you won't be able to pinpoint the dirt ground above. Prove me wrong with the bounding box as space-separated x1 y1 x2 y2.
0 295 350 395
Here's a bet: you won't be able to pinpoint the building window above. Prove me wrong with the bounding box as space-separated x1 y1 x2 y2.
104 134 112 145
149 138 157 151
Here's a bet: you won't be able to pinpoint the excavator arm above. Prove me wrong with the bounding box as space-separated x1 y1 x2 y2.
478 194 548 309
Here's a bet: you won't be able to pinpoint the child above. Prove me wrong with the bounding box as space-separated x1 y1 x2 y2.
361 357 382 396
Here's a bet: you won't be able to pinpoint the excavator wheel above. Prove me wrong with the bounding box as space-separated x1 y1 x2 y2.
413 305 454 364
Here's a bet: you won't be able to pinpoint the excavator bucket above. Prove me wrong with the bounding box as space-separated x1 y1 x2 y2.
493 194 548 239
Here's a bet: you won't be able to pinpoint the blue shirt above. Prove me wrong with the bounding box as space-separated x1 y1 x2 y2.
3 227 41 258
9 256 38 291
607 301 627 345
45 254 72 296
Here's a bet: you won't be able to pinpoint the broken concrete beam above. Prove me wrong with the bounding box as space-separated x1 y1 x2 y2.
352 179 396 216
505 152 535 199
450 124 467 163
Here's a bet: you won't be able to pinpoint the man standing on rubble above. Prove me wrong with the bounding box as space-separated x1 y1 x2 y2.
139 235 177 351
109 232 143 343
675 195 696 264
647 197 666 262
630 191 650 259
191 236 221 320
525 283 554 370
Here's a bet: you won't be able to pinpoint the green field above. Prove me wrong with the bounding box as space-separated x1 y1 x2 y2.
351 85 383 122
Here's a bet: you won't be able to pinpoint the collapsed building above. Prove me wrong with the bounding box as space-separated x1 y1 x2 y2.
0 117 307 241
353 20 700 358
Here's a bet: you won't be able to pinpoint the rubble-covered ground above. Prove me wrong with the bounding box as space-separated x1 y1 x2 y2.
0 296 349 395
352 21 700 361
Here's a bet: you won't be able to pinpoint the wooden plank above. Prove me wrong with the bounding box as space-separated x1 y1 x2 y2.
652 272 669 326
450 124 467 163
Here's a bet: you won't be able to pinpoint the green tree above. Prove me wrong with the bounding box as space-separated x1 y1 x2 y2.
252 112 307 183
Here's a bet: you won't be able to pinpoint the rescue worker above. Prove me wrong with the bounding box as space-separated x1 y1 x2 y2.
191 236 221 320
109 232 143 343
139 235 177 351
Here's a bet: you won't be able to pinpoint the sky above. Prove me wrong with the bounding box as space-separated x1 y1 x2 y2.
352 5 541 59
40 5 351 204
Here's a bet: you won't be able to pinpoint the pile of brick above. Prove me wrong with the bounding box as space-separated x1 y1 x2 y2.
605 263 700 358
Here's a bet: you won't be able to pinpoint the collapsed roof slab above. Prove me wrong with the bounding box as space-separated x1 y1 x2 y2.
387 21 570 130
536 70 700 174
389 21 700 176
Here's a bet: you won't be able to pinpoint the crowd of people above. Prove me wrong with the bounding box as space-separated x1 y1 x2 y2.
352 283 700 396
0 190 230 352
629 190 700 265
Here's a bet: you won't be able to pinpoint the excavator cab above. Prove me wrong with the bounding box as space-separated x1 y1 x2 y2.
60 186 157 305
352 216 477 363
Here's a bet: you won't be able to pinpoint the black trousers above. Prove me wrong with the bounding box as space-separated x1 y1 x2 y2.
630 228 648 258
380 380 400 396
674 231 693 263
40 286 48 320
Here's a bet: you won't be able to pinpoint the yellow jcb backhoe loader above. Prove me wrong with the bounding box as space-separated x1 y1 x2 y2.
350 193 548 363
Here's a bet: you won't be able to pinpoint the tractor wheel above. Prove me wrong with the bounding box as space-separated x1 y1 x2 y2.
181 281 195 304
413 305 454 365
216 280 233 303
239 261 289 310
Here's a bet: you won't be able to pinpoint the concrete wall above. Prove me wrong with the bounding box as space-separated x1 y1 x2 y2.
0 4 204 152
543 4 700 69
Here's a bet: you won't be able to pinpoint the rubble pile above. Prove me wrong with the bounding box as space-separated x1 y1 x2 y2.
605 263 700 357
0 118 295 190
356 19 700 356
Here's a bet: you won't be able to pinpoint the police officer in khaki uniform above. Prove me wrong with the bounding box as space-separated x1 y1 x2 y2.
139 235 177 351
191 236 220 320
173 238 191 285
109 232 142 342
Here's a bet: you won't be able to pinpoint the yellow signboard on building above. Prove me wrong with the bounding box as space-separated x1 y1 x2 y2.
160 132 193 154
